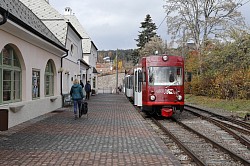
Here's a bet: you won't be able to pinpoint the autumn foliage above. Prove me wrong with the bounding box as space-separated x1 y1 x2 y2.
185 35 250 100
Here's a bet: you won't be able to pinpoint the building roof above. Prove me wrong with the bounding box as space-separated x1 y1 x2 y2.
20 0 68 45
64 15 89 39
0 0 66 51
64 12 98 53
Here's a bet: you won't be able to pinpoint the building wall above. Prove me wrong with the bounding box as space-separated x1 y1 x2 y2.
61 24 85 94
0 29 62 128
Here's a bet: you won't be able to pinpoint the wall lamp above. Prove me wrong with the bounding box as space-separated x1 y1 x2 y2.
0 10 8 26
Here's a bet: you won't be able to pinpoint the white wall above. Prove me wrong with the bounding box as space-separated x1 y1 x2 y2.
0 28 63 128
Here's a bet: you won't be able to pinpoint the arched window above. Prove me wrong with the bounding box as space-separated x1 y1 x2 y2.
0 45 21 103
45 60 54 96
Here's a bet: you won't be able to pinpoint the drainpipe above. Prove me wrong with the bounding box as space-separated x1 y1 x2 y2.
60 51 68 95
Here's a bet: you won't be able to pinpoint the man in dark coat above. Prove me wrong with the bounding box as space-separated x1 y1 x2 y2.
84 81 91 100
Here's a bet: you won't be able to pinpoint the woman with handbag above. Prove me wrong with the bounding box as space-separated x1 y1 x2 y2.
70 79 84 119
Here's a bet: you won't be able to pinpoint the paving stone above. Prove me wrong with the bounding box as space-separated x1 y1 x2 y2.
0 94 181 166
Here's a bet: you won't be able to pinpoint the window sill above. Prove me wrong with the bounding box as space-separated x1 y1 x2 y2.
9 104 25 113
50 97 58 102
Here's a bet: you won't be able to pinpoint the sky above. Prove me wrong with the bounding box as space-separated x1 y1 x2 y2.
49 0 250 51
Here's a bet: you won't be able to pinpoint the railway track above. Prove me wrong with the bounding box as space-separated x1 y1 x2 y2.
184 105 250 147
137 105 250 165
140 113 197 165
184 104 250 130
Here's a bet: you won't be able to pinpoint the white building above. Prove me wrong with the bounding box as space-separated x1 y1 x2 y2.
63 7 98 94
0 0 98 129
0 0 67 128
19 0 90 96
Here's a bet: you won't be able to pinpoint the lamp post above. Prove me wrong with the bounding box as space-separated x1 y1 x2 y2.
116 49 118 94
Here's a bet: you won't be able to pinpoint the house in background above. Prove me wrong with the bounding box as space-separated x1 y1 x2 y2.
0 0 67 128
64 7 98 94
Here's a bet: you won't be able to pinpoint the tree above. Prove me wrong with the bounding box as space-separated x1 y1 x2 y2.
139 36 166 56
163 0 247 73
131 49 139 65
135 14 157 49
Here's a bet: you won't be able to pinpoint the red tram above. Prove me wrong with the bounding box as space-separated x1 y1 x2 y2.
124 54 185 117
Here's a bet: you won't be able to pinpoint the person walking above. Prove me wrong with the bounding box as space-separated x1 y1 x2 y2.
70 79 84 119
85 81 91 100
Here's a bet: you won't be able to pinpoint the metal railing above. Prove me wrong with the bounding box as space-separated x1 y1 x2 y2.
98 87 113 94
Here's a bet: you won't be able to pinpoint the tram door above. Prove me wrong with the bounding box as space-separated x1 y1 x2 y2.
137 68 142 107
134 67 142 107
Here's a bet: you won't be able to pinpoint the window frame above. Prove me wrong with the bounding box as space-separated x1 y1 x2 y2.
45 60 54 97
32 69 40 99
0 45 22 104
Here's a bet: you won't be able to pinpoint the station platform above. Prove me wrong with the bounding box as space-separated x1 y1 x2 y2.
0 94 181 166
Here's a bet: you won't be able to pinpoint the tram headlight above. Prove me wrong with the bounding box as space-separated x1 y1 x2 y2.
149 95 156 101
162 55 168 61
177 95 182 101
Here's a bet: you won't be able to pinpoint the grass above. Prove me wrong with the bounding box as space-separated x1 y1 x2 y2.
185 94 250 117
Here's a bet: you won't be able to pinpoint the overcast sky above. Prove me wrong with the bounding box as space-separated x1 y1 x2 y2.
50 0 250 51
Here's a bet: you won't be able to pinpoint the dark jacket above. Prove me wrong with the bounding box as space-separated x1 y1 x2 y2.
85 83 91 92
80 81 84 88
70 84 84 100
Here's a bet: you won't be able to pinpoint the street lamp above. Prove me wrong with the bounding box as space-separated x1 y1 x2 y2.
0 10 7 26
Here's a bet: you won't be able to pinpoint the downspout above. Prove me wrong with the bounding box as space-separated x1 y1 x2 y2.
86 66 91 83
60 51 68 95
86 68 89 83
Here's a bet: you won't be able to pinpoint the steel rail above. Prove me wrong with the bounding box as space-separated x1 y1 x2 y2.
185 104 250 130
151 118 206 166
185 108 250 149
173 118 250 166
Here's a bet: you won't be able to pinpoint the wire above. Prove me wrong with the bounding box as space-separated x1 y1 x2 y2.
157 15 167 31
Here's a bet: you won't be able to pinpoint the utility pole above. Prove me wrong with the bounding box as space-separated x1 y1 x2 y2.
181 28 186 57
116 49 118 94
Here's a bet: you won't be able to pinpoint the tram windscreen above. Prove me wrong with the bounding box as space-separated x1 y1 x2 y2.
148 67 183 86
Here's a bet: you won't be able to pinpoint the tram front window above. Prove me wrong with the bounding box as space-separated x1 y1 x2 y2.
148 67 183 86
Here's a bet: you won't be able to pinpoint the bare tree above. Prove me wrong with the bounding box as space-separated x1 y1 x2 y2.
139 36 166 56
164 0 247 72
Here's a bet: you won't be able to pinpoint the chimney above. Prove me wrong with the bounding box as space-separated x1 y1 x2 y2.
64 7 73 15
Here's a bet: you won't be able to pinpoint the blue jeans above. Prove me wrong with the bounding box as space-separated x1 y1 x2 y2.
73 100 82 115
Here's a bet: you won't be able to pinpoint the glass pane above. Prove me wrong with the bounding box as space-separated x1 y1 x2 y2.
45 61 54 96
3 81 11 91
14 71 21 100
148 67 183 86
14 71 20 81
49 78 53 95
13 54 20 67
13 90 20 100
32 70 40 98
0 50 2 65
3 70 12 101
3 91 11 101
3 70 11 80
45 82 49 95
2 47 12 66
45 63 49 72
